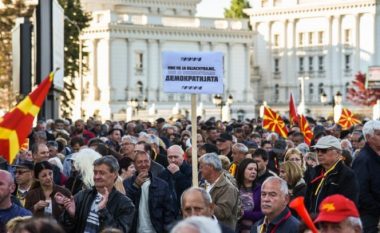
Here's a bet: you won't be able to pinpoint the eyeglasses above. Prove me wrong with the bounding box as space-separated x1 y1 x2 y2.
316 148 333 154
288 158 301 162
15 170 31 175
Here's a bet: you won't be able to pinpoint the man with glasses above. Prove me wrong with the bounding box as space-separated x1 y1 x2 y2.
13 160 34 206
305 135 359 214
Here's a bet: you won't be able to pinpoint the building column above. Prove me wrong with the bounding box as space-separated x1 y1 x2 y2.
127 39 135 98
147 39 158 101
374 12 380 65
354 14 361 73
244 43 250 102
91 39 100 101
331 15 342 95
227 42 233 94
287 19 296 95
267 21 273 102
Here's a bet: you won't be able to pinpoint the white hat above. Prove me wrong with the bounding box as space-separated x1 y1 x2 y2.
312 135 342 150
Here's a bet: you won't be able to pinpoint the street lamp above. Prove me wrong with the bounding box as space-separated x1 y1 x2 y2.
64 16 83 118
213 94 233 120
298 76 309 115
320 91 343 123
128 97 148 118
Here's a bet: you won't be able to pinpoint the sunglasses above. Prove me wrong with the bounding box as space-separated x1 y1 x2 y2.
316 148 333 154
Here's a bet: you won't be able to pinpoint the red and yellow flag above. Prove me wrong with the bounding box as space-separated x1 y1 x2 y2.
289 93 299 126
262 106 288 138
338 108 361 130
299 114 313 145
0 72 54 163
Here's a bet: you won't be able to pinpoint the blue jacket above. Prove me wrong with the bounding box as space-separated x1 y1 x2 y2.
352 143 380 216
124 173 176 233
158 161 192 216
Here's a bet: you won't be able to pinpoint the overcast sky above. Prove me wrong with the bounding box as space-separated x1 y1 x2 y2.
196 0 231 18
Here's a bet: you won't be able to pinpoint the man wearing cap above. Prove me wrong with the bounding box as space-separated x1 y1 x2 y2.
159 145 192 216
352 120 380 233
13 160 34 206
305 135 359 214
216 133 233 161
314 194 363 233
229 143 248 177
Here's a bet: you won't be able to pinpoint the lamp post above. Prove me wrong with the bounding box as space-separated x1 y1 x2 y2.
64 16 83 118
128 98 148 119
320 91 343 123
213 94 233 120
298 76 309 115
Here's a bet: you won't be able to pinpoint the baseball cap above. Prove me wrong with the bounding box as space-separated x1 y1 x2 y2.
312 135 342 150
216 133 233 142
13 160 34 170
314 194 359 223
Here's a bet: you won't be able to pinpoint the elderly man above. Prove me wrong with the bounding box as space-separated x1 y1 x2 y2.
314 194 363 233
229 143 248 177
0 170 31 232
120 135 137 159
305 135 359 214
352 120 380 233
252 177 300 233
56 156 135 232
180 187 234 233
124 150 176 232
13 160 34 206
159 145 192 216
199 153 240 230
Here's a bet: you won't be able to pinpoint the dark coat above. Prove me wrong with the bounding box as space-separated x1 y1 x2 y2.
304 160 359 214
251 207 300 233
158 161 192 216
60 187 135 233
24 184 71 219
352 143 380 217
124 173 176 233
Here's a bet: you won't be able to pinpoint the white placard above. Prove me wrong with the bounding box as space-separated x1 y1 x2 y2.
162 51 224 94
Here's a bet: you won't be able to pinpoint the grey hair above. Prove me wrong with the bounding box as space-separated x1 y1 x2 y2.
93 155 120 173
181 187 212 208
345 216 363 230
199 153 222 172
121 135 137 144
232 143 248 154
149 134 160 146
262 176 289 196
170 216 221 233
362 120 380 141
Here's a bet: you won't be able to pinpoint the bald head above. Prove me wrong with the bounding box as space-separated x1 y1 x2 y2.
0 170 15 208
181 187 214 218
0 170 14 185
167 145 184 166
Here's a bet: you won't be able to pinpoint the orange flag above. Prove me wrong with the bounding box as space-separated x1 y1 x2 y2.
338 108 361 130
0 72 54 163
262 106 288 138
289 93 299 126
299 114 313 145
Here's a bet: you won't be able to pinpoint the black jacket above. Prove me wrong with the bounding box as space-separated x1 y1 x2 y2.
251 207 300 233
60 187 135 233
124 173 176 233
305 160 359 214
352 143 380 216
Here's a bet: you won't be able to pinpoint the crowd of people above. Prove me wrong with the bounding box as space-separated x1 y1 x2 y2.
0 115 379 233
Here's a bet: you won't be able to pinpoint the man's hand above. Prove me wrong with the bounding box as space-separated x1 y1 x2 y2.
135 172 149 186
167 163 180 174
55 192 76 217
98 187 109 210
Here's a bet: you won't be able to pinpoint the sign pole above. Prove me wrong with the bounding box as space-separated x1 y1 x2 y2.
191 94 198 187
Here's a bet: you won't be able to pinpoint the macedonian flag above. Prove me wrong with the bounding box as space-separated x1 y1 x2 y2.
262 106 288 138
338 108 361 130
299 114 313 145
0 72 54 163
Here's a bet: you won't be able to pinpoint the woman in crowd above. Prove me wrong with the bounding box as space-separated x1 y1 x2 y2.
236 158 263 233
118 157 136 181
279 161 306 201
284 148 306 171
24 161 71 220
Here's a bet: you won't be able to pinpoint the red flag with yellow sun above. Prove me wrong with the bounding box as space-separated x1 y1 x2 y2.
338 108 361 130
262 106 288 138
0 72 54 163
299 114 313 145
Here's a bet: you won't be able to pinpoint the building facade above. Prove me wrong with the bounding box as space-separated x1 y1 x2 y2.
245 0 380 115
77 0 255 121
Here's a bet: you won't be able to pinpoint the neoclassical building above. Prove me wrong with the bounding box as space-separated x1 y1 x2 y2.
245 0 379 115
77 0 255 121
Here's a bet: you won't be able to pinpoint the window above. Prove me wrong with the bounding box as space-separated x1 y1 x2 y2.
135 52 143 70
308 32 313 45
299 33 304 46
274 34 279 47
274 84 279 102
345 54 351 70
318 31 324 44
344 29 351 43
309 83 314 101
318 56 324 72
274 58 280 73
308 56 314 72
318 83 324 95
299 57 304 72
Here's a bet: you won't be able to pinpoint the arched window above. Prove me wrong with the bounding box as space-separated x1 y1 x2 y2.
309 83 314 102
